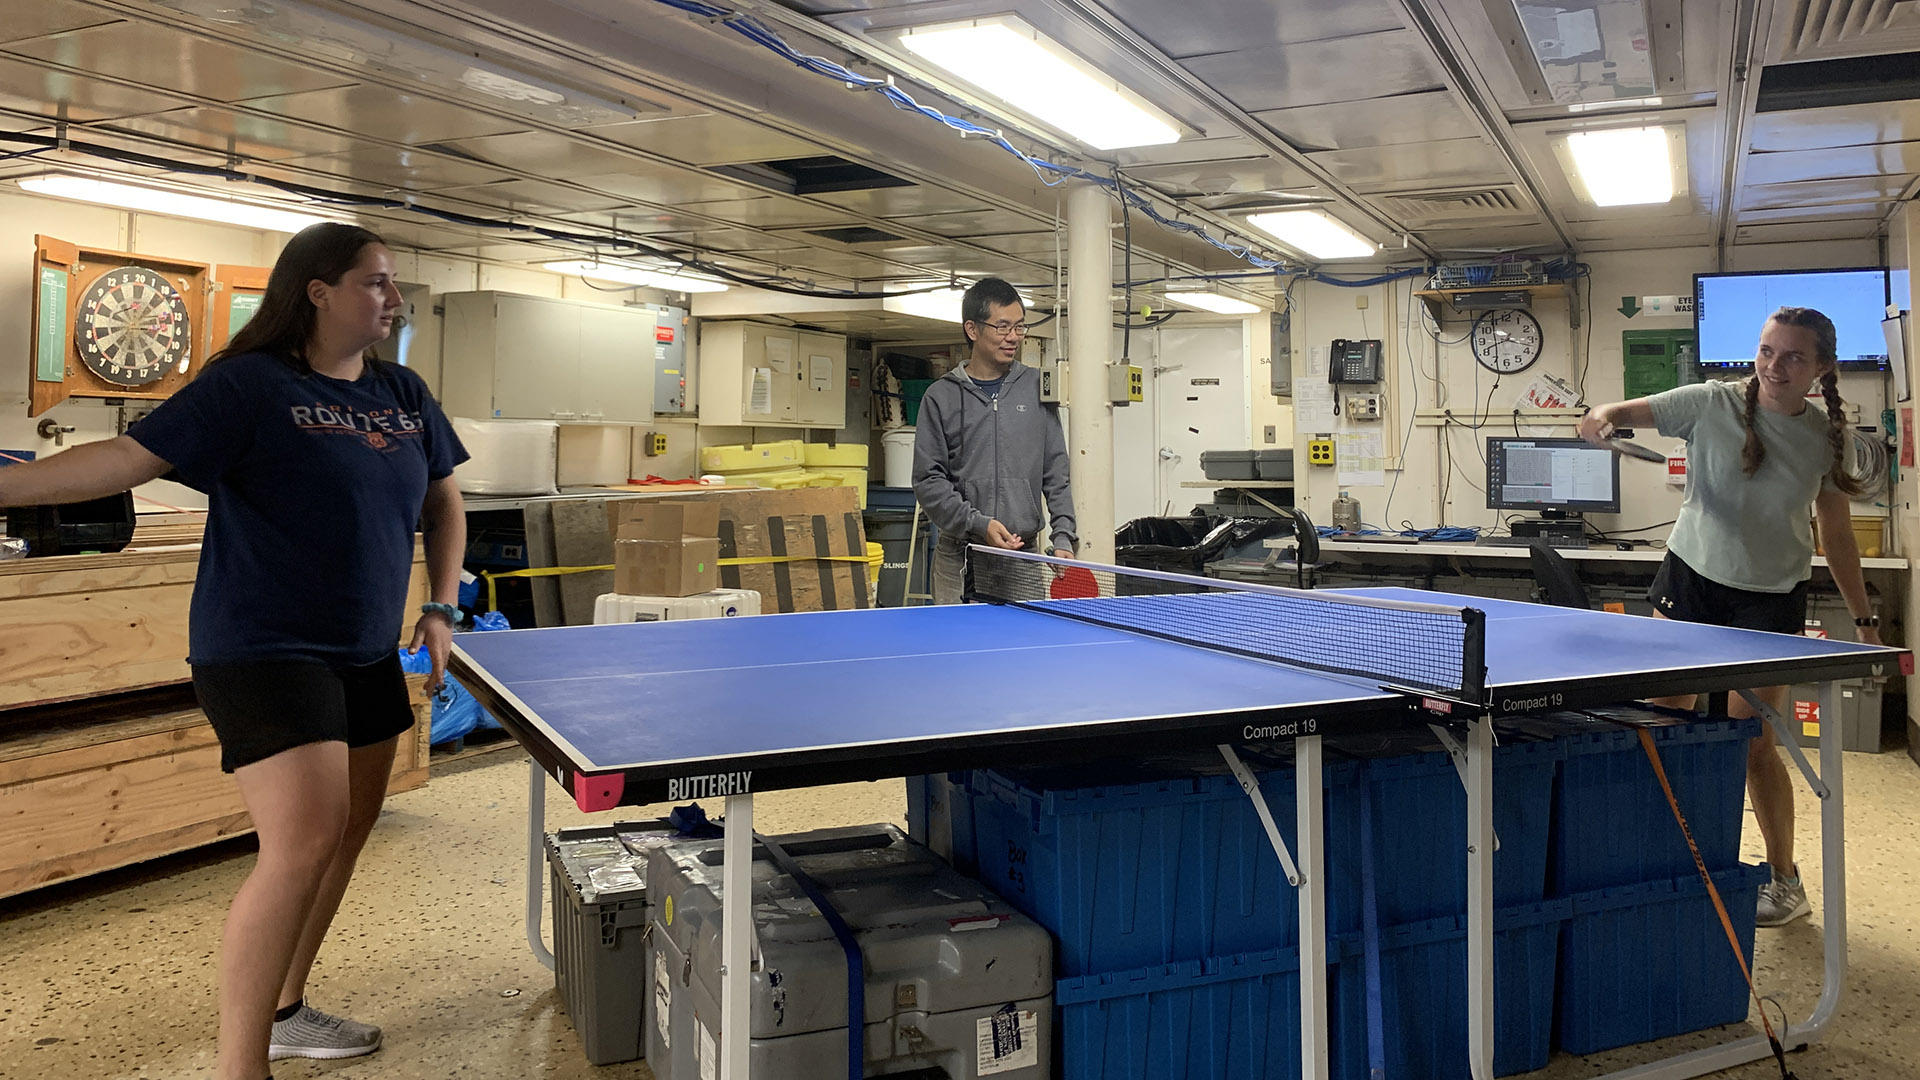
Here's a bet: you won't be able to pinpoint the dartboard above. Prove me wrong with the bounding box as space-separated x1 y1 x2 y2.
73 266 193 387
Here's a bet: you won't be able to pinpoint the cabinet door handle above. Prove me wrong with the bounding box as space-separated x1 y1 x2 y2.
552 410 577 420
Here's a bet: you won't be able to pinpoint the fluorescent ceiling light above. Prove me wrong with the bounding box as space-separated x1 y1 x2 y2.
896 16 1179 150
1167 292 1260 315
543 260 730 293
885 287 968 323
1563 126 1674 206
1244 211 1377 261
19 174 333 232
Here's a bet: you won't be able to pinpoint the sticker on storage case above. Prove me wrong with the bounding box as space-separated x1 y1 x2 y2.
976 1005 1039 1075
699 1024 718 1080
653 951 672 1049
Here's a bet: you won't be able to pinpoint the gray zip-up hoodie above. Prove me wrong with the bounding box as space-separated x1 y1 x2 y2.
911 362 1077 552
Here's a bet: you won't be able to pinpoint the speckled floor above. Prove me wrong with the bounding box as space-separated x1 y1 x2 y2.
3 744 1916 1080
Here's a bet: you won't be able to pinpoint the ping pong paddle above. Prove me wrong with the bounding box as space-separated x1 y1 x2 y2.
1607 436 1667 463
1049 565 1100 600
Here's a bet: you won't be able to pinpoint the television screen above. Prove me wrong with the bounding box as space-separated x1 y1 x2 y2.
1694 268 1890 371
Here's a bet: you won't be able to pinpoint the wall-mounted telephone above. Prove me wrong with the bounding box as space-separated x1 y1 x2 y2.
1328 339 1384 383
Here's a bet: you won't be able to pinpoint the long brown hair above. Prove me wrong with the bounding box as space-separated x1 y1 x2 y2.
206 222 392 374
1740 305 1862 496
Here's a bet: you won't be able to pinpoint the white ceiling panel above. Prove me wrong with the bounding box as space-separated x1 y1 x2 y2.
1122 157 1316 196
581 171 775 206
1744 143 1920 187
1416 223 1568 254
885 210 1051 236
645 227 821 253
1178 31 1444 113
244 84 531 145
1109 135 1274 170
582 113 828 166
283 148 515 190
1741 174 1916 210
1105 0 1406 60
966 233 1066 257
0 1 123 46
443 129 649 177
3 22 351 104
1736 201 1896 223
811 183 999 216
1312 139 1512 191
1766 0 1920 64
674 196 857 228
1749 101 1920 153
105 106 362 160
1253 91 1482 153
1570 217 1715 243
553 208 729 235
0 54 191 123
1733 220 1883 245
426 178 638 214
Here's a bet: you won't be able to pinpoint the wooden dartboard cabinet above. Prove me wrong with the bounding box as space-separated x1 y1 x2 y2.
29 235 214 417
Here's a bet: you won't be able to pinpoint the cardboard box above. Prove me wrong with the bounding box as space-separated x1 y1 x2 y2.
614 533 719 597
604 488 869 614
607 499 721 542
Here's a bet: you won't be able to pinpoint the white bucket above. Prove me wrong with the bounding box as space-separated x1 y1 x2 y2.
882 428 917 488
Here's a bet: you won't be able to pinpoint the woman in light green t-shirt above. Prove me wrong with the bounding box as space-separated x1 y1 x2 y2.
1578 306 1881 930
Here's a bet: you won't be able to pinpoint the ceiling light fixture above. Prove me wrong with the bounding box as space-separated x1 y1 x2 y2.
1244 210 1377 261
885 286 969 323
895 16 1180 150
1562 126 1677 206
19 174 335 233
542 260 730 293
1167 291 1261 315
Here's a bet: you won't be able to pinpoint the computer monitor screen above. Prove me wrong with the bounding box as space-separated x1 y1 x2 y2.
1485 437 1621 514
1694 268 1891 371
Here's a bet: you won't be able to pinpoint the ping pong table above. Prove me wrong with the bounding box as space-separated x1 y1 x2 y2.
451 548 1905 1080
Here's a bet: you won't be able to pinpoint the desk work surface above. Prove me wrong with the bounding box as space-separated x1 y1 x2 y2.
452 559 1903 811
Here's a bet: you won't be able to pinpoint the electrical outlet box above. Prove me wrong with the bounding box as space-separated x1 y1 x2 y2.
1355 294 1369 310
1264 425 1277 444
1308 437 1336 466
1108 364 1143 404
1344 395 1383 420
641 431 668 456
1038 357 1060 403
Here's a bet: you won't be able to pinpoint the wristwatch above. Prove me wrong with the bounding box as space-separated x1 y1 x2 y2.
1854 615 1879 627
421 601 459 621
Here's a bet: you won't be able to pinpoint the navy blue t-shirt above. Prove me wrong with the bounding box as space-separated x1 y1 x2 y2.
129 352 468 665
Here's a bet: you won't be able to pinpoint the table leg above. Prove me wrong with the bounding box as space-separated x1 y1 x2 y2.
721 792 754 1080
527 758 555 970
1297 733 1328 1080
1466 715 1494 1080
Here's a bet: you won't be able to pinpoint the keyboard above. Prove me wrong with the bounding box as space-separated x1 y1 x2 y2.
1475 536 1590 550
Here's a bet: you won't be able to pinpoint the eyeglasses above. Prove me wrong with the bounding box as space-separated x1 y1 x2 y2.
977 320 1029 337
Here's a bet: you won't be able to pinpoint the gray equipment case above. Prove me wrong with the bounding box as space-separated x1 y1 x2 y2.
645 823 1053 1079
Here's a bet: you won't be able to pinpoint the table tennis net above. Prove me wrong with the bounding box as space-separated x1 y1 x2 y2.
967 547 1486 700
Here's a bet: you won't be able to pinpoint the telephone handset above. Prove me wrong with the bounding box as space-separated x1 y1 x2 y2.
1328 339 1384 383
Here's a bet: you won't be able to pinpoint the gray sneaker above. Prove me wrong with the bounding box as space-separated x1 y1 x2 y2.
268 1003 382 1060
1756 869 1811 927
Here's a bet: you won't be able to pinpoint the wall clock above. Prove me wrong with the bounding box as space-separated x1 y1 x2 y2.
73 265 193 388
1470 309 1543 375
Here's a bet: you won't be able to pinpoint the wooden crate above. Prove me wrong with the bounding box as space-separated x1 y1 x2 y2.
0 541 429 712
0 676 432 899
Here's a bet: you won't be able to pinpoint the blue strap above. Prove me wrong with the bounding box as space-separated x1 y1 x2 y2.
756 834 865 1080
1359 764 1387 1080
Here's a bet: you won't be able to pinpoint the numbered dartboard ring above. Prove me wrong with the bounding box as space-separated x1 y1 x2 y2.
73 265 193 387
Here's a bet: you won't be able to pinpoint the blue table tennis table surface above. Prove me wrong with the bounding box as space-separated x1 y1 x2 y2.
449 587 1899 809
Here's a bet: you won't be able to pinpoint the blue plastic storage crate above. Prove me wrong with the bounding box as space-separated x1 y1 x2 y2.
964 757 1360 975
1557 862 1772 1054
1055 946 1339 1080
1333 900 1569 1079
1539 708 1759 894
1336 740 1561 927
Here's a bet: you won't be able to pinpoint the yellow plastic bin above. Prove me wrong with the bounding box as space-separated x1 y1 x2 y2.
803 466 869 508
713 467 815 490
803 443 870 468
701 440 804 473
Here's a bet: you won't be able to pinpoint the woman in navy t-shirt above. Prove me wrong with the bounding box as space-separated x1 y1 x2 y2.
0 223 467 1080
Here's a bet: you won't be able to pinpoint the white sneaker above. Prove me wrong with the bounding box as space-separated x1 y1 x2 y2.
1756 868 1811 928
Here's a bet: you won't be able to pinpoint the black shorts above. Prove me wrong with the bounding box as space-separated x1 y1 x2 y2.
1647 553 1809 636
192 653 415 773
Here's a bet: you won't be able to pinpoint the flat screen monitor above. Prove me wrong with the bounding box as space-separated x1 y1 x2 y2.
1485 437 1621 514
1694 268 1891 372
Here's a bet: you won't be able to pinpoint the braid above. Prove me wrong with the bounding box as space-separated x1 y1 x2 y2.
1821 371 1865 497
1741 375 1767 475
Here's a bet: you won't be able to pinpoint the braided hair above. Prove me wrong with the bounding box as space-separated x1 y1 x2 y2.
1740 306 1862 496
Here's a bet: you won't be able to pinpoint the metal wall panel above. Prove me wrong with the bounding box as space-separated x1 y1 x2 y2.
244 84 531 144
1101 0 1406 59
1254 91 1482 152
1179 30 1444 113
0 54 189 121
580 114 827 165
5 22 350 103
1750 101 1920 152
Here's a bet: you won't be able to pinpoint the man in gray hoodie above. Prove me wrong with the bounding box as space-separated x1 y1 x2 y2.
912 277 1077 604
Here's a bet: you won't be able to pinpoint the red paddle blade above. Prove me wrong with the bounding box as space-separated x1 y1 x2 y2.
1050 565 1100 600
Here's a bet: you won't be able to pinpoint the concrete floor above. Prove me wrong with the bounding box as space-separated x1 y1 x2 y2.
4 742 1916 1080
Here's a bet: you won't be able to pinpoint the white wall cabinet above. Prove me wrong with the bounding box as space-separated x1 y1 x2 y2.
441 291 657 422
699 320 846 429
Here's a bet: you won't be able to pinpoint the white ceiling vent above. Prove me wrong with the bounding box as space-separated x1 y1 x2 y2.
1376 186 1535 227
1770 0 1920 63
